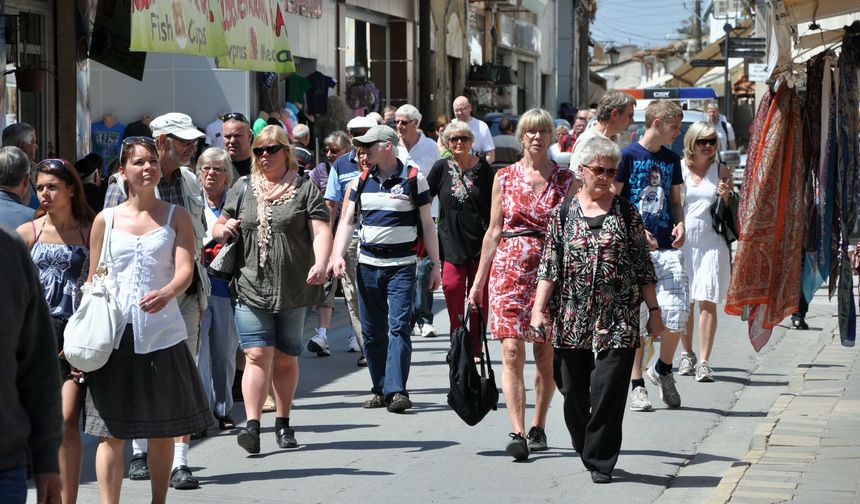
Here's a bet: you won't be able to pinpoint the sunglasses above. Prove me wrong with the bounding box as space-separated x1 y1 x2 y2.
253 144 285 156
37 158 68 171
695 137 718 146
223 112 249 123
122 136 156 146
395 119 415 126
449 136 472 143
582 164 618 178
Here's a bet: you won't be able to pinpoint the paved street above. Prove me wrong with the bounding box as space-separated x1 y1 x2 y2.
36 285 856 503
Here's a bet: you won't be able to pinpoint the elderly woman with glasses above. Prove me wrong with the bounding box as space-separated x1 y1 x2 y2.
213 125 331 455
195 148 240 436
468 108 575 460
16 157 94 504
426 120 493 360
677 121 732 383
530 136 664 484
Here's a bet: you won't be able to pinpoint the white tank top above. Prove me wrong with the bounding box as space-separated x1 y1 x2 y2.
104 205 187 354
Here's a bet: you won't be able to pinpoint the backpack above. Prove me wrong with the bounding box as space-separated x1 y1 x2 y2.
446 305 499 426
352 164 426 257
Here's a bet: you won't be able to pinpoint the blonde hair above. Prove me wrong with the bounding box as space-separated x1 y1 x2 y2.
683 121 718 166
644 100 683 128
515 108 554 142
251 125 299 176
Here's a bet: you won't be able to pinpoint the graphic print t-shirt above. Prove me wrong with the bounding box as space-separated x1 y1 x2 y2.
615 142 683 250
91 121 126 176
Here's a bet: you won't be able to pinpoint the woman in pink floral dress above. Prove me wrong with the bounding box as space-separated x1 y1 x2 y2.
469 108 575 460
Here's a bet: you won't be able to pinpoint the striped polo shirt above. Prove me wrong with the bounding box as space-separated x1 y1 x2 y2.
349 160 431 267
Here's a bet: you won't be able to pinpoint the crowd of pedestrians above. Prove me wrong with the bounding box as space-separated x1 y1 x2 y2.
0 90 761 502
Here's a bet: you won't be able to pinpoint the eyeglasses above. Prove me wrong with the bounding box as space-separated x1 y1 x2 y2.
252 144 285 156
581 164 617 178
200 165 227 173
524 129 551 137
122 136 156 146
325 146 343 153
167 134 197 146
695 137 718 146
449 136 472 143
37 159 68 171
395 119 415 126
223 112 249 123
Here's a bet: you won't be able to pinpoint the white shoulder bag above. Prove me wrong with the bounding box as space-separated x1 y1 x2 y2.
64 209 125 372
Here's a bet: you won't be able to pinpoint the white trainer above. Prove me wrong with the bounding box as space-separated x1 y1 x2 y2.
629 386 653 412
346 333 361 353
307 330 331 357
420 323 437 338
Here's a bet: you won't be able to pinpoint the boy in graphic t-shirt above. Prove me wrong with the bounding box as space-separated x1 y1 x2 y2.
613 100 689 412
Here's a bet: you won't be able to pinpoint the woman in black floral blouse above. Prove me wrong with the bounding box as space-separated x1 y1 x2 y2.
530 136 665 484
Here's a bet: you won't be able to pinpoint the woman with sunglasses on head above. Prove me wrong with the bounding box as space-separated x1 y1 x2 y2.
426 120 493 361
677 121 732 383
83 137 212 504
530 136 664 484
213 125 331 455
468 108 575 461
16 158 94 504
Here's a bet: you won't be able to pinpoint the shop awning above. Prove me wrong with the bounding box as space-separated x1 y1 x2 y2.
670 24 753 86
777 0 860 25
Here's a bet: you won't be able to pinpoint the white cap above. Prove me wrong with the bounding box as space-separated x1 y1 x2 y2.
150 113 206 140
346 116 377 131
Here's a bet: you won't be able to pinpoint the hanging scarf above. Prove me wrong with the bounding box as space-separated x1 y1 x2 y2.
725 83 808 352
251 170 298 267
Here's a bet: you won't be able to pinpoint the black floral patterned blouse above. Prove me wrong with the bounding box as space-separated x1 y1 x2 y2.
537 195 657 351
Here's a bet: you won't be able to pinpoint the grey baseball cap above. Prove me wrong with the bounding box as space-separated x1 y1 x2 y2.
351 125 399 147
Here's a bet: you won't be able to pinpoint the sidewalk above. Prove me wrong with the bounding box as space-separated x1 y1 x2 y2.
712 303 860 503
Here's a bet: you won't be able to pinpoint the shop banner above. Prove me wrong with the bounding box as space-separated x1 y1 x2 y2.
216 0 296 74
130 0 226 56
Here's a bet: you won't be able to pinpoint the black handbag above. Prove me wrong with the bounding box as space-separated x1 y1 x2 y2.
446 305 499 426
710 190 739 246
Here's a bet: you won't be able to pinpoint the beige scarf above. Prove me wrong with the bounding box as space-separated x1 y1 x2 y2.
251 170 298 266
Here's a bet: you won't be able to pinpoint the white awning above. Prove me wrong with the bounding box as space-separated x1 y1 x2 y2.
670 23 752 86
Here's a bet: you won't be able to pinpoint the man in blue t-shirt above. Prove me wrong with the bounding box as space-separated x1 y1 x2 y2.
613 99 688 412
329 125 442 414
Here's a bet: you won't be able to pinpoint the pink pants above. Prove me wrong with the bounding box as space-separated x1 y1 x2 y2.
442 261 489 355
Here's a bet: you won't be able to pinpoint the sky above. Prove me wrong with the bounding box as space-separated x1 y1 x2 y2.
591 0 695 49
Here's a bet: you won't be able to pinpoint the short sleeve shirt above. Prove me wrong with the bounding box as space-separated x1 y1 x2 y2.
467 117 495 156
615 142 683 250
222 177 329 311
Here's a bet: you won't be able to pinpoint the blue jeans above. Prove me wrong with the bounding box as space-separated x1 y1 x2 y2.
0 466 26 504
412 257 434 327
198 294 240 418
234 303 306 356
356 263 416 398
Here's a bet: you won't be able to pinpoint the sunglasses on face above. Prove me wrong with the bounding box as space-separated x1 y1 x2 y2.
696 137 718 146
223 112 249 123
449 136 472 143
252 144 285 156
167 134 197 146
395 119 415 126
582 164 617 178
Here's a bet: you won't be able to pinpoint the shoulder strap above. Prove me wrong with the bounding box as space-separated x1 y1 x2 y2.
352 167 372 224
166 204 177 227
407 165 420 207
99 208 115 267
559 193 574 230
235 176 250 219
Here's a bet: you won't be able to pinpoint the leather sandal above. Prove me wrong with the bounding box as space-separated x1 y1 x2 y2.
169 465 200 490
218 415 236 430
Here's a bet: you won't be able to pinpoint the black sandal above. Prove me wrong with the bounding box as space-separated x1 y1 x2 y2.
218 415 236 430
169 465 200 490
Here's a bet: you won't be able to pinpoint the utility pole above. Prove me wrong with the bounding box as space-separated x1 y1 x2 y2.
724 22 733 123
418 0 432 130
694 0 702 52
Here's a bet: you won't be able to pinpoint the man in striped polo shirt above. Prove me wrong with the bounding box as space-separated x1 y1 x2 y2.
330 125 442 413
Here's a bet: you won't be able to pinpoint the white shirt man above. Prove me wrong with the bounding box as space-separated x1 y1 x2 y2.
394 105 441 217
452 96 495 164
705 103 736 152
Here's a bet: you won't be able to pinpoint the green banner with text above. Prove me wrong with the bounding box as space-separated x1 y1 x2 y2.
216 0 296 73
130 0 226 56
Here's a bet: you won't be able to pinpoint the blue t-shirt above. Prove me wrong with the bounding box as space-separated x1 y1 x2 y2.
91 121 126 176
615 142 683 250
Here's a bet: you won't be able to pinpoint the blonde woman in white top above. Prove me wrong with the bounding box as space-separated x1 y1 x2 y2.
84 138 212 504
678 121 732 383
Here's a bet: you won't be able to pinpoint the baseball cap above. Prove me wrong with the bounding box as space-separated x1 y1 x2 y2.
346 116 377 131
150 113 206 140
352 125 399 147
74 153 102 178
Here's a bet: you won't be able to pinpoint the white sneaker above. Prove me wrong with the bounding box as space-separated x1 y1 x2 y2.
346 333 361 353
307 330 331 357
629 386 653 412
412 324 423 337
678 352 697 376
420 323 437 338
695 361 715 382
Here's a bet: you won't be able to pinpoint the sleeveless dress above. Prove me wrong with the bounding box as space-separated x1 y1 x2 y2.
681 160 731 303
85 206 213 439
489 162 575 341
30 223 89 378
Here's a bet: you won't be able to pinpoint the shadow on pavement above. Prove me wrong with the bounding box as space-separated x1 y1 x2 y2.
297 439 459 453
197 466 394 485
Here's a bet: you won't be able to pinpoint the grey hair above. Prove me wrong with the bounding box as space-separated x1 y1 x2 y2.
196 147 238 184
293 123 310 140
577 136 620 168
0 146 31 186
2 123 36 147
324 131 351 151
596 90 636 122
442 120 473 144
395 104 422 124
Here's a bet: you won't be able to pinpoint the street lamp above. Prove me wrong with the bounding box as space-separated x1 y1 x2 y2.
607 46 620 65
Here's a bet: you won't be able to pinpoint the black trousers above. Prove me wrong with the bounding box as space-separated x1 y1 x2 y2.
554 347 636 474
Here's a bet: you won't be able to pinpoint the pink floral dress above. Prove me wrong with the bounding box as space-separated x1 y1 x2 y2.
489 162 575 341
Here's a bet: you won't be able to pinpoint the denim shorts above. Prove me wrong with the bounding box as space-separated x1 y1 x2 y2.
234 302 306 356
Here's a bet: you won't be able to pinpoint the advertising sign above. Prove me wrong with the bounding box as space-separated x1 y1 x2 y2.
130 0 227 56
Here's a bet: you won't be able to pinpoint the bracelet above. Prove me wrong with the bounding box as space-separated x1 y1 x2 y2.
648 306 661 313
428 261 441 269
